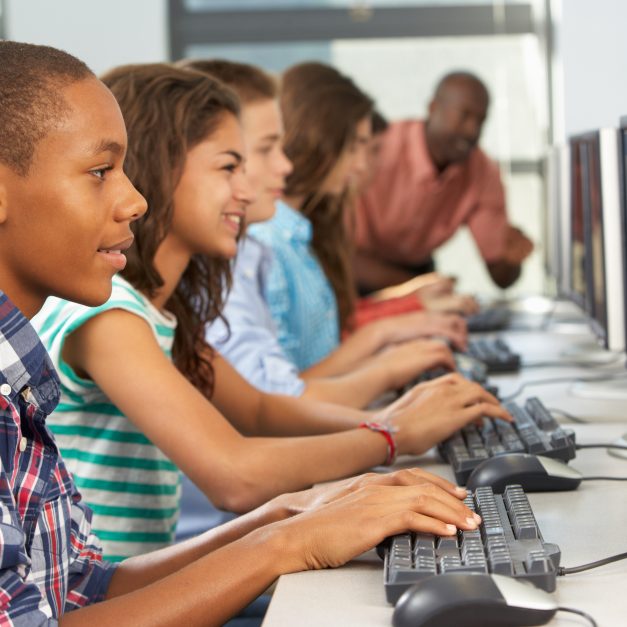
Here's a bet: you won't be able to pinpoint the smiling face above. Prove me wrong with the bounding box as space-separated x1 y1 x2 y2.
320 114 372 197
168 112 253 260
426 76 488 168
0 77 147 317
241 99 293 224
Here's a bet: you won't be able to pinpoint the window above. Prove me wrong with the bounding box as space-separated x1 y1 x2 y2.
170 1 550 295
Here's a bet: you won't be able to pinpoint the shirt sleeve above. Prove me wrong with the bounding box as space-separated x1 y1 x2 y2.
0 494 55 625
466 155 509 263
63 482 118 613
351 295 423 329
260 246 304 369
208 307 305 397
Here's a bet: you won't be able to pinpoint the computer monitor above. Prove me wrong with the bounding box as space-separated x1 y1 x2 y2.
542 145 564 291
567 130 624 352
569 127 626 401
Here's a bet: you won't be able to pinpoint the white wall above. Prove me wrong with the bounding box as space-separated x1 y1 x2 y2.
4 0 169 75
553 0 627 140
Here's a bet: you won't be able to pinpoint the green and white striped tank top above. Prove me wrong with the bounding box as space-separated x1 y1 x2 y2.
33 275 180 561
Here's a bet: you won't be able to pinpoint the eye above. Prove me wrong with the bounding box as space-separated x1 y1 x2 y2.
90 165 113 181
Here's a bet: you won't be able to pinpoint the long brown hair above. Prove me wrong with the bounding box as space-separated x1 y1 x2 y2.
100 63 240 398
280 62 373 330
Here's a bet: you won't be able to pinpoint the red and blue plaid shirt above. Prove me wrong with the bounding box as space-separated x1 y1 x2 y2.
0 292 116 624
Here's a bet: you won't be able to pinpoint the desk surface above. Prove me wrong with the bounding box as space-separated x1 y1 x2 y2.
263 319 627 627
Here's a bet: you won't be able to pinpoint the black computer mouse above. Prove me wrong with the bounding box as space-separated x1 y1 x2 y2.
392 573 557 627
466 453 582 493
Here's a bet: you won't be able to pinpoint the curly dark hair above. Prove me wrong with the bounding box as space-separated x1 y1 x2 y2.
100 63 240 398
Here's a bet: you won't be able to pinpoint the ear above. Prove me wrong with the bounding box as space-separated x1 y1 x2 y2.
427 98 436 118
0 177 8 225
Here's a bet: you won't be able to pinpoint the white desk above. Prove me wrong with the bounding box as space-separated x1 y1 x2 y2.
263 320 627 627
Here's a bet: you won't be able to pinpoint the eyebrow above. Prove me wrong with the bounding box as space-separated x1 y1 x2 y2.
220 150 244 163
260 133 281 143
90 140 125 157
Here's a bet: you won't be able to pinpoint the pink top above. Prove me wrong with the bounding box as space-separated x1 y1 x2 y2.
355 119 508 266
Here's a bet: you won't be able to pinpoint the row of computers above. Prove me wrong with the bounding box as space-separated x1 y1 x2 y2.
383 120 627 626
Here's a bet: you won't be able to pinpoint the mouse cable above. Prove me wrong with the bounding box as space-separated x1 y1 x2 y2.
521 353 623 369
576 443 627 452
548 407 588 424
580 476 627 481
558 550 627 575
556 607 597 627
501 372 627 402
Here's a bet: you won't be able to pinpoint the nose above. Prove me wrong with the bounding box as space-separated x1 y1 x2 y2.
278 149 293 178
234 168 256 206
118 175 147 223
462 115 483 144
353 145 369 177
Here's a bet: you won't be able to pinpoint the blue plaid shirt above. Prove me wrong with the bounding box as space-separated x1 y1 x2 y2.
0 292 116 624
249 201 340 370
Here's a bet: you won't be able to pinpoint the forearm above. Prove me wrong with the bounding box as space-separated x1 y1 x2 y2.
104 498 288 601
301 325 384 378
213 429 388 512
300 362 394 409
62 525 292 627
255 393 366 435
353 250 415 292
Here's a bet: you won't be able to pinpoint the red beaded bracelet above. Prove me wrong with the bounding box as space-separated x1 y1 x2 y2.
359 421 398 466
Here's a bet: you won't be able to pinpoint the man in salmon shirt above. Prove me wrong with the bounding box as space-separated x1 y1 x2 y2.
353 71 534 294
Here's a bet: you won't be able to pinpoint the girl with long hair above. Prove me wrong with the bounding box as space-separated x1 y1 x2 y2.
33 63 509 562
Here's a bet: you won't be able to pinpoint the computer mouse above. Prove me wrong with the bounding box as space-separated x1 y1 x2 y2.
466 453 582 493
392 573 557 627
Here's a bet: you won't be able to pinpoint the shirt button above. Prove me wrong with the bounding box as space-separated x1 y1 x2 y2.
19 437 27 453
0 383 11 396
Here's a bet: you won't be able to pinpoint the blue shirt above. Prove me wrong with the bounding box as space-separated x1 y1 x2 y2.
0 292 116 623
249 200 340 370
206 236 305 396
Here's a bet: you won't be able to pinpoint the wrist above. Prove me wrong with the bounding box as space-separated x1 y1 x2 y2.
249 518 310 576
359 421 398 465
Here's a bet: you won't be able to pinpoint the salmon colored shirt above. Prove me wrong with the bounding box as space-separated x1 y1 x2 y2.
355 119 509 266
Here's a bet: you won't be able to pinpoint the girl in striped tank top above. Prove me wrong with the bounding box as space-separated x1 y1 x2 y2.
33 63 510 562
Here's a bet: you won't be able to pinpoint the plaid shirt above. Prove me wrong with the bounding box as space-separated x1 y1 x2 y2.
0 292 116 624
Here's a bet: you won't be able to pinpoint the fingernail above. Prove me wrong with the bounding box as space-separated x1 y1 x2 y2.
455 486 467 497
473 513 482 524
445 524 457 534
465 517 477 528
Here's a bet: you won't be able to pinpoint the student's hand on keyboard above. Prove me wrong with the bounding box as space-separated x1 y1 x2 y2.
375 339 456 389
271 481 481 571
383 374 513 455
367 311 469 352
275 467 468 514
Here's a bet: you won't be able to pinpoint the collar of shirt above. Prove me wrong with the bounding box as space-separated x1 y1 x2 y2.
270 200 313 243
0 291 60 418
238 235 273 288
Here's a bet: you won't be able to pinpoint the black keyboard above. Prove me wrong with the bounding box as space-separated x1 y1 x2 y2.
408 355 499 398
439 397 576 485
382 485 560 604
466 308 511 333
467 338 521 373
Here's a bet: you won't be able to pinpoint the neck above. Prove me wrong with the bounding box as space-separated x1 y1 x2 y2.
0 274 44 320
150 235 191 310
423 122 449 173
282 194 304 212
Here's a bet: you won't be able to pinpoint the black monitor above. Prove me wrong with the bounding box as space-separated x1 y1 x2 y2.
567 130 624 352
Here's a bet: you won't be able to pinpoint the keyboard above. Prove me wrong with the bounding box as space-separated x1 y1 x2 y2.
408 354 499 398
382 484 561 604
439 397 576 485
466 308 511 333
467 338 521 373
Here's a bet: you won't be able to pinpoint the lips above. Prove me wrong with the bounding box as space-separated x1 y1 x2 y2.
97 236 134 271
97 236 134 254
